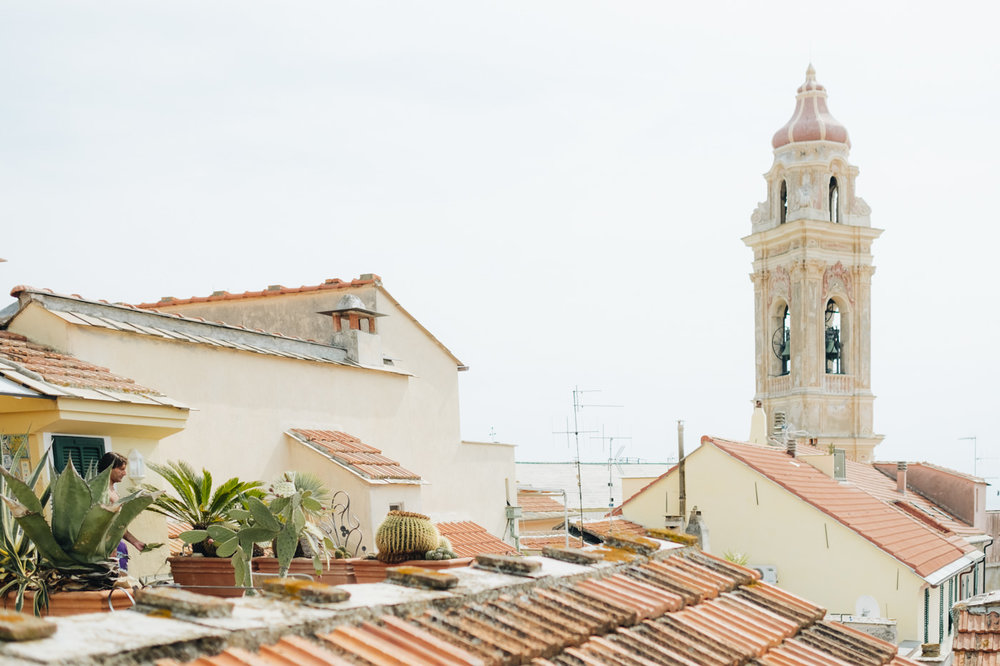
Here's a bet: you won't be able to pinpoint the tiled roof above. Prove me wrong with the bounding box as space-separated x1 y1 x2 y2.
8 286 380 371
0 330 185 407
875 460 987 484
520 534 585 550
166 520 193 556
572 518 649 541
168 547 919 666
707 436 978 579
287 429 421 481
954 591 1000 665
435 521 517 557
134 276 380 309
850 459 982 538
517 489 565 513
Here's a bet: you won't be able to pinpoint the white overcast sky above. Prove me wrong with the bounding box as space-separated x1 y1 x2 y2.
2 2 998 481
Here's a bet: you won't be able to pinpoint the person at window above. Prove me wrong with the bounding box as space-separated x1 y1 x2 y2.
97 452 146 570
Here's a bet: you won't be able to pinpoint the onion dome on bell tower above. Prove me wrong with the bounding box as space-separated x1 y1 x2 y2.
772 64 850 149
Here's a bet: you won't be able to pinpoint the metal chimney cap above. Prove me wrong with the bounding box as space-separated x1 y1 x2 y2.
318 294 383 317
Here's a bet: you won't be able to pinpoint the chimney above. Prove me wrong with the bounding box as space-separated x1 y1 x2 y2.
786 438 796 458
319 294 385 367
749 401 767 445
896 461 907 495
684 506 710 551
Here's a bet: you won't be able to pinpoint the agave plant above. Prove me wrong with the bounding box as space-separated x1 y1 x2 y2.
182 471 334 585
143 461 262 556
0 442 51 614
0 461 160 591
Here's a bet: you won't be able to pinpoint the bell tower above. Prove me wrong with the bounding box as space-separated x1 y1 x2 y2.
743 65 883 462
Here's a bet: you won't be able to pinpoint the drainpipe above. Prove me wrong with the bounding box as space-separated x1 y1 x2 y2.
678 420 686 528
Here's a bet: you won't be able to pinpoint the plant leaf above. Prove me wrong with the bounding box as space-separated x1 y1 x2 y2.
215 536 238 558
179 529 208 544
50 462 92 549
206 525 236 542
88 464 113 506
0 467 43 515
71 504 119 561
246 496 280 532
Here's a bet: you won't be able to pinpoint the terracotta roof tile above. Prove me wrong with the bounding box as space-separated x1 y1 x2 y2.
435 521 517 557
571 518 649 541
0 330 162 396
953 592 1000 664
517 490 565 513
706 436 976 578
287 429 420 481
134 277 381 309
519 535 585 551
175 546 920 666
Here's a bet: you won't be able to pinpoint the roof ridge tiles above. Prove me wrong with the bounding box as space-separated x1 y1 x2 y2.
132 275 382 309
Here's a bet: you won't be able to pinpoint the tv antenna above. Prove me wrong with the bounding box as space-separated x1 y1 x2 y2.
594 429 631 530
553 386 622 531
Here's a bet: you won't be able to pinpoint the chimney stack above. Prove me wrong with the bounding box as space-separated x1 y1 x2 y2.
786 438 796 458
896 461 907 495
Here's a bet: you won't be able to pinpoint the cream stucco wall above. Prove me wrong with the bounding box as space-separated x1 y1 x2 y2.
10 299 513 552
621 443 959 643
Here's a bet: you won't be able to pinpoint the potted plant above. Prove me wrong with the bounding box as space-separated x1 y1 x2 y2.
181 471 336 589
252 474 359 585
0 456 159 615
353 511 471 583
144 461 262 597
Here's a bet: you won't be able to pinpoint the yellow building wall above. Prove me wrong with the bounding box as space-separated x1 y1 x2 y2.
621 443 945 643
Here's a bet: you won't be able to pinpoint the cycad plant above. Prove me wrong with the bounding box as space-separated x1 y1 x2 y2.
0 461 160 592
143 461 262 556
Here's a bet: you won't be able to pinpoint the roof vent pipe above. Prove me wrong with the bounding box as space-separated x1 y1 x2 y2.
786 438 796 458
897 461 907 495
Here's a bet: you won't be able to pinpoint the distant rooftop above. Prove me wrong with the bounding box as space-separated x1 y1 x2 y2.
287 429 421 482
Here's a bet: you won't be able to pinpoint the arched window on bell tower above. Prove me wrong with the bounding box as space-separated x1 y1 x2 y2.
772 304 791 376
825 299 843 374
829 177 840 224
780 181 788 224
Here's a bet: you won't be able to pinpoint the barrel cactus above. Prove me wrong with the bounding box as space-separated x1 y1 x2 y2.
374 511 439 563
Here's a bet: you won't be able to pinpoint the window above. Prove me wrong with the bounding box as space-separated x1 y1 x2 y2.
388 502 405 512
51 435 106 474
829 177 840 223
825 300 843 374
779 181 788 224
772 305 790 376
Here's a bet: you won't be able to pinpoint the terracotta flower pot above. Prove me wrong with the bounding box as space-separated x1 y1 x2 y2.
167 555 244 597
349 558 390 583
253 557 355 586
3 588 134 616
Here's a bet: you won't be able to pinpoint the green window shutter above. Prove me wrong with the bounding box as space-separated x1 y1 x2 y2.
51 436 106 474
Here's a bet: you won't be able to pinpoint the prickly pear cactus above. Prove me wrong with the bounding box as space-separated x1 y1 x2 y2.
374 511 439 563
